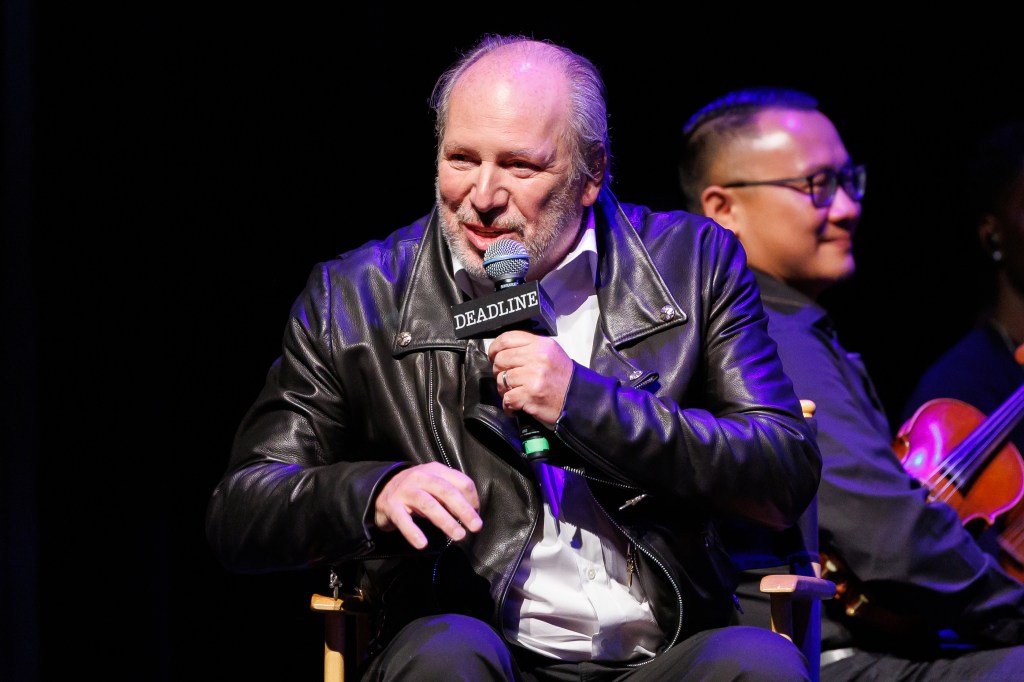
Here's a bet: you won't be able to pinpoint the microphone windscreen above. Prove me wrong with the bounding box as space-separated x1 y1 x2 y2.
483 239 530 282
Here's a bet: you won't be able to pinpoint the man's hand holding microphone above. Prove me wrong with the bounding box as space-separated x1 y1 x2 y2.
374 239 571 549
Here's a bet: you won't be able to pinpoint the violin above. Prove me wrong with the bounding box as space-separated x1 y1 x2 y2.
991 343 1024 581
998 501 1024 582
819 343 1024 629
893 385 1024 535
895 340 1024 581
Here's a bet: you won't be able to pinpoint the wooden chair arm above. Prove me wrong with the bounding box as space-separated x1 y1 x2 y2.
760 574 836 600
759 572 836 675
311 594 345 613
311 591 371 614
312 591 371 682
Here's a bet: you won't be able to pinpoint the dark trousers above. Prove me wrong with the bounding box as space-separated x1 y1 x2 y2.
359 613 810 681
821 646 1024 681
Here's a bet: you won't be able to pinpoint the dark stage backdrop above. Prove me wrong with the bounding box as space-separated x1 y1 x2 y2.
5 6 1022 680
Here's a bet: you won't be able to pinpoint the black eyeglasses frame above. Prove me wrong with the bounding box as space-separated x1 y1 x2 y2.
721 163 866 208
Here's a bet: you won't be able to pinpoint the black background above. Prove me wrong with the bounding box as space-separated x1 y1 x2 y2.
4 7 1023 680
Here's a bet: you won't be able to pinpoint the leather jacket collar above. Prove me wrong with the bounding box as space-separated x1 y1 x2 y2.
391 186 688 359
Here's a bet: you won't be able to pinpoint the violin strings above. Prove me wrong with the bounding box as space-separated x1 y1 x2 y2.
928 388 1024 508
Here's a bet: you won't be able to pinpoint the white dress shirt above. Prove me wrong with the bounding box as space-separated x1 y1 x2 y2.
453 212 663 662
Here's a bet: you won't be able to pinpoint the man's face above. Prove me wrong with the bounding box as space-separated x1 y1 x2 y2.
436 53 600 282
705 108 862 299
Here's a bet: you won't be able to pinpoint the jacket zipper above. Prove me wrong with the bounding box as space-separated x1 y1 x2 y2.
565 464 685 665
427 351 540 624
426 351 678 659
427 352 453 469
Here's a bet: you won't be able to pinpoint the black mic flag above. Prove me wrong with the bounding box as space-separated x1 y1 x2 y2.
450 240 556 340
455 239 556 463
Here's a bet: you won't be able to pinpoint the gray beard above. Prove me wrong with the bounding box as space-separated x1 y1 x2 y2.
435 177 584 281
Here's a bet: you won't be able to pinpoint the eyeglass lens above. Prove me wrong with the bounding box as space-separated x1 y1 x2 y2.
813 165 866 207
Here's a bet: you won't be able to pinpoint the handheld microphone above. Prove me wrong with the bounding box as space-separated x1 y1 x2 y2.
450 243 556 340
480 239 555 464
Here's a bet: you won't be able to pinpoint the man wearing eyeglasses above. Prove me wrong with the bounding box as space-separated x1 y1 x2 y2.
679 87 1024 681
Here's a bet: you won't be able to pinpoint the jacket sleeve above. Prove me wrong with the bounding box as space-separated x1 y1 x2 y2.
555 222 821 531
205 262 409 574
772 316 1024 646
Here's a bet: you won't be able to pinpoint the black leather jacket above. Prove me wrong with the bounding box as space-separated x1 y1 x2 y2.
206 187 821 657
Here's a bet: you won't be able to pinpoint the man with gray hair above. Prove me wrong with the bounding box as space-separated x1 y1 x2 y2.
207 38 821 680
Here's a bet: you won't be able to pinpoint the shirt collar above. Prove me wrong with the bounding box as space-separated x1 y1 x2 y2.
751 268 836 336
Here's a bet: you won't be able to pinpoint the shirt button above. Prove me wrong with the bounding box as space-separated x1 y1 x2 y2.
586 567 597 580
659 305 676 322
396 331 412 347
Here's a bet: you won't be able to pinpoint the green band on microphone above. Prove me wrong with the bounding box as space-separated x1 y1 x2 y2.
524 438 550 455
